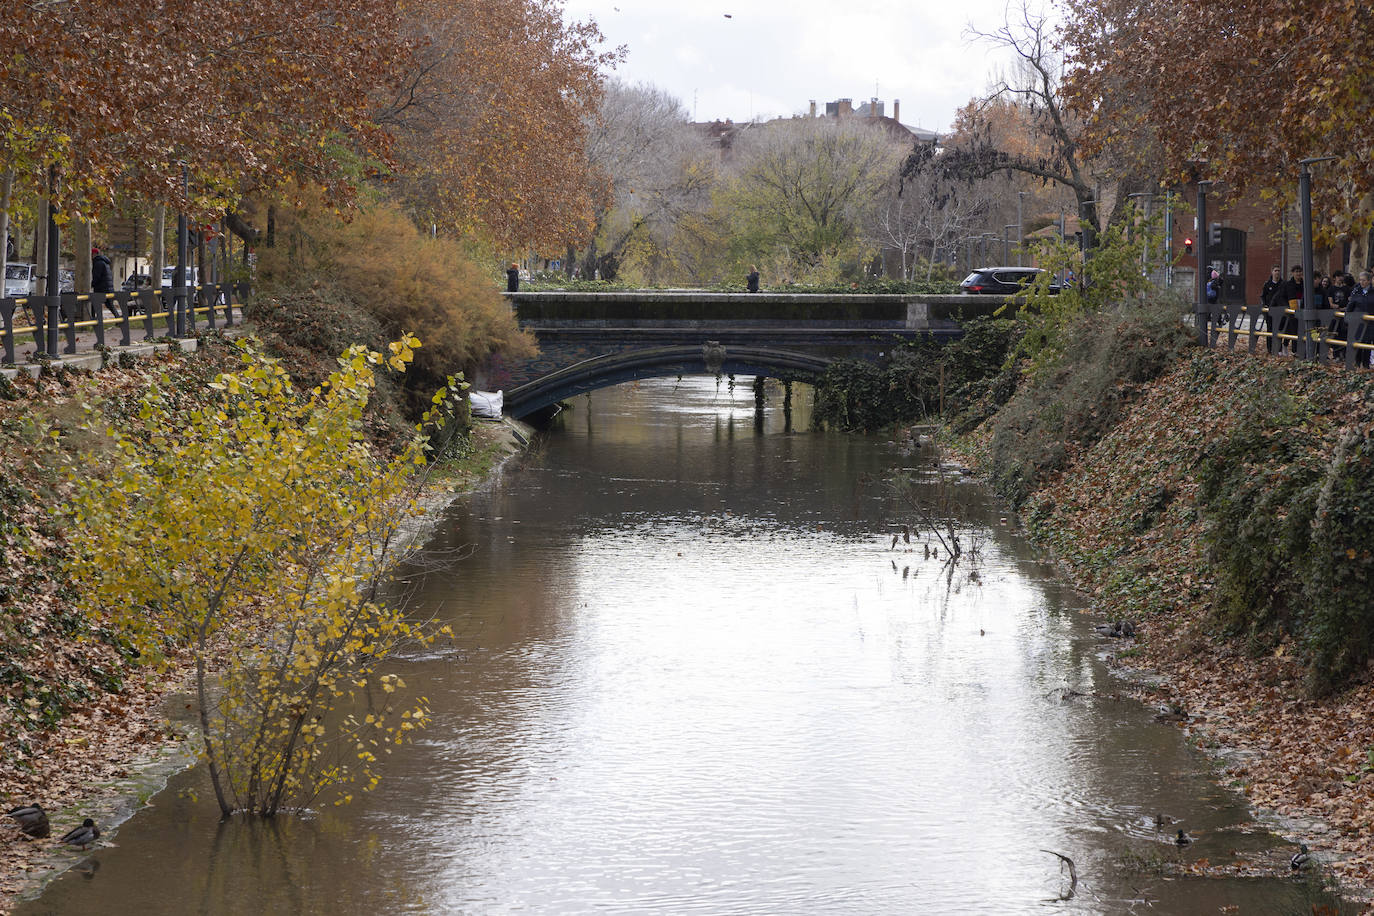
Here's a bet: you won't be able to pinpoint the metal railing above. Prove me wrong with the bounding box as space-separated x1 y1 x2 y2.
0 282 250 366
1197 301 1374 369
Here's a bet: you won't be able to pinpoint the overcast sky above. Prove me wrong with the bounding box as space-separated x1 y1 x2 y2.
561 0 1025 136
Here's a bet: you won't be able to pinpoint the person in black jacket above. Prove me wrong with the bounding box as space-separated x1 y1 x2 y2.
1276 265 1306 354
506 262 520 293
90 247 119 317
746 265 760 292
1259 265 1283 333
1348 270 1374 366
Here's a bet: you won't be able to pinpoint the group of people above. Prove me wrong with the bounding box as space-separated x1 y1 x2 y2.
1255 264 1374 363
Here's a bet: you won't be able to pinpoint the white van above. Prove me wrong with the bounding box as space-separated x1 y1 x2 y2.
4 262 34 298
160 265 199 288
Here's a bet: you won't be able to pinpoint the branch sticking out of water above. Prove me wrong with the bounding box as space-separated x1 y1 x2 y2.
1040 849 1078 900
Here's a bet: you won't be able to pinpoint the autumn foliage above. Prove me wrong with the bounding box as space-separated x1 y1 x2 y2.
1062 0 1374 237
248 192 535 420
66 338 461 816
387 0 619 250
0 0 406 216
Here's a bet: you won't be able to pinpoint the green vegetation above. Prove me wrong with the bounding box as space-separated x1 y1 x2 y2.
1198 365 1374 695
812 317 1019 432
977 299 1192 507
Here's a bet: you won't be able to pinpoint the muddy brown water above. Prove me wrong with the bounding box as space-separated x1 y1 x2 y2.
23 376 1350 914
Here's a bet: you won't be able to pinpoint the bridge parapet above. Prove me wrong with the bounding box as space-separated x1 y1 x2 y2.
492 291 1014 418
507 291 1004 329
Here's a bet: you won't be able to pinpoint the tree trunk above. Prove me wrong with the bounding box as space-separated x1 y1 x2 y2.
1348 193 1374 272
74 219 92 295
152 205 166 291
580 237 598 279
0 171 12 267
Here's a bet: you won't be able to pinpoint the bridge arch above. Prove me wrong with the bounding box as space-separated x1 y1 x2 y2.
503 345 832 419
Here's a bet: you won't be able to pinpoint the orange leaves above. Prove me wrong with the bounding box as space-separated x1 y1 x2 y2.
387 0 619 248
0 0 407 218
1063 0 1374 218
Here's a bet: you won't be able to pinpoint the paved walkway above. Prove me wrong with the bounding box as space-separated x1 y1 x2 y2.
2 294 246 380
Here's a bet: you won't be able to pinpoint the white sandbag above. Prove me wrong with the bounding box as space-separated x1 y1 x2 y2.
469 389 504 419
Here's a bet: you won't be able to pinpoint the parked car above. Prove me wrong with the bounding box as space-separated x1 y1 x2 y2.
122 273 153 291
58 269 74 293
960 267 1060 295
4 262 34 297
160 266 198 288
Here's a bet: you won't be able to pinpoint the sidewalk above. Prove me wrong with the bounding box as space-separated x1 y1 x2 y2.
2 284 248 379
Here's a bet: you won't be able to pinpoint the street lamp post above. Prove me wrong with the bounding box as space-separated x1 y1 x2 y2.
1299 156 1338 360
44 166 60 356
1077 199 1095 287
1195 180 1213 346
1004 224 1015 265
175 164 189 338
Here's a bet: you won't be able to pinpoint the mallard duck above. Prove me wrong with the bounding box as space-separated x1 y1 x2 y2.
1291 843 1312 870
59 818 99 850
1175 829 1192 847
6 804 50 839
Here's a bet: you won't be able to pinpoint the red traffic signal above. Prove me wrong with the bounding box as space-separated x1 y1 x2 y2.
1184 237 1194 255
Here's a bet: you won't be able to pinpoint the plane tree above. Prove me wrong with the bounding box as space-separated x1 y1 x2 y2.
1062 0 1374 264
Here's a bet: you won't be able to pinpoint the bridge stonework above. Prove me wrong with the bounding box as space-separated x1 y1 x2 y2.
486 291 1001 418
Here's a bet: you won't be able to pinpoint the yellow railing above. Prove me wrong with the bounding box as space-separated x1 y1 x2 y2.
1215 307 1374 352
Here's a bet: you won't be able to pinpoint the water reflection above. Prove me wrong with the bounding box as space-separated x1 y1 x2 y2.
24 376 1347 915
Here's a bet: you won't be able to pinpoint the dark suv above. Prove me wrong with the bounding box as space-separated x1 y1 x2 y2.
960 267 1059 295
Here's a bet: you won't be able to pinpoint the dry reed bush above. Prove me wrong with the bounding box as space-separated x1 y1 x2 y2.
254 191 535 402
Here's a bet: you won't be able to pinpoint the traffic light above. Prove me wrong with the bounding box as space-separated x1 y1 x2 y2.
1184 237 1194 255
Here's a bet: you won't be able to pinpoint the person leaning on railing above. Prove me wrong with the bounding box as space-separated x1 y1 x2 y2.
1278 265 1308 356
1348 270 1374 368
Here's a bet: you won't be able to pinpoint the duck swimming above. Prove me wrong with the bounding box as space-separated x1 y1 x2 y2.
1175 829 1192 847
59 818 99 850
5 804 50 839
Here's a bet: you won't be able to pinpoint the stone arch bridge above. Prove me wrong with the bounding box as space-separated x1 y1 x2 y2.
488 291 1000 419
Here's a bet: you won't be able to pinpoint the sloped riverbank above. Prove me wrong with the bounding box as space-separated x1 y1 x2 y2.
957 345 1374 906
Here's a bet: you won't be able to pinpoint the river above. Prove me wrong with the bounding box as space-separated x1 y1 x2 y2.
23 376 1346 914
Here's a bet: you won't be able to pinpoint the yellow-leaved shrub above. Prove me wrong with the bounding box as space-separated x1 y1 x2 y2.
67 337 460 816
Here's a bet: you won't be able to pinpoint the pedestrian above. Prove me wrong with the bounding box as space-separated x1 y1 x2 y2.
1329 271 1350 309
1206 268 1225 325
90 246 118 317
1348 270 1374 367
506 262 520 293
1278 264 1305 354
1260 265 1284 333
746 265 760 293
